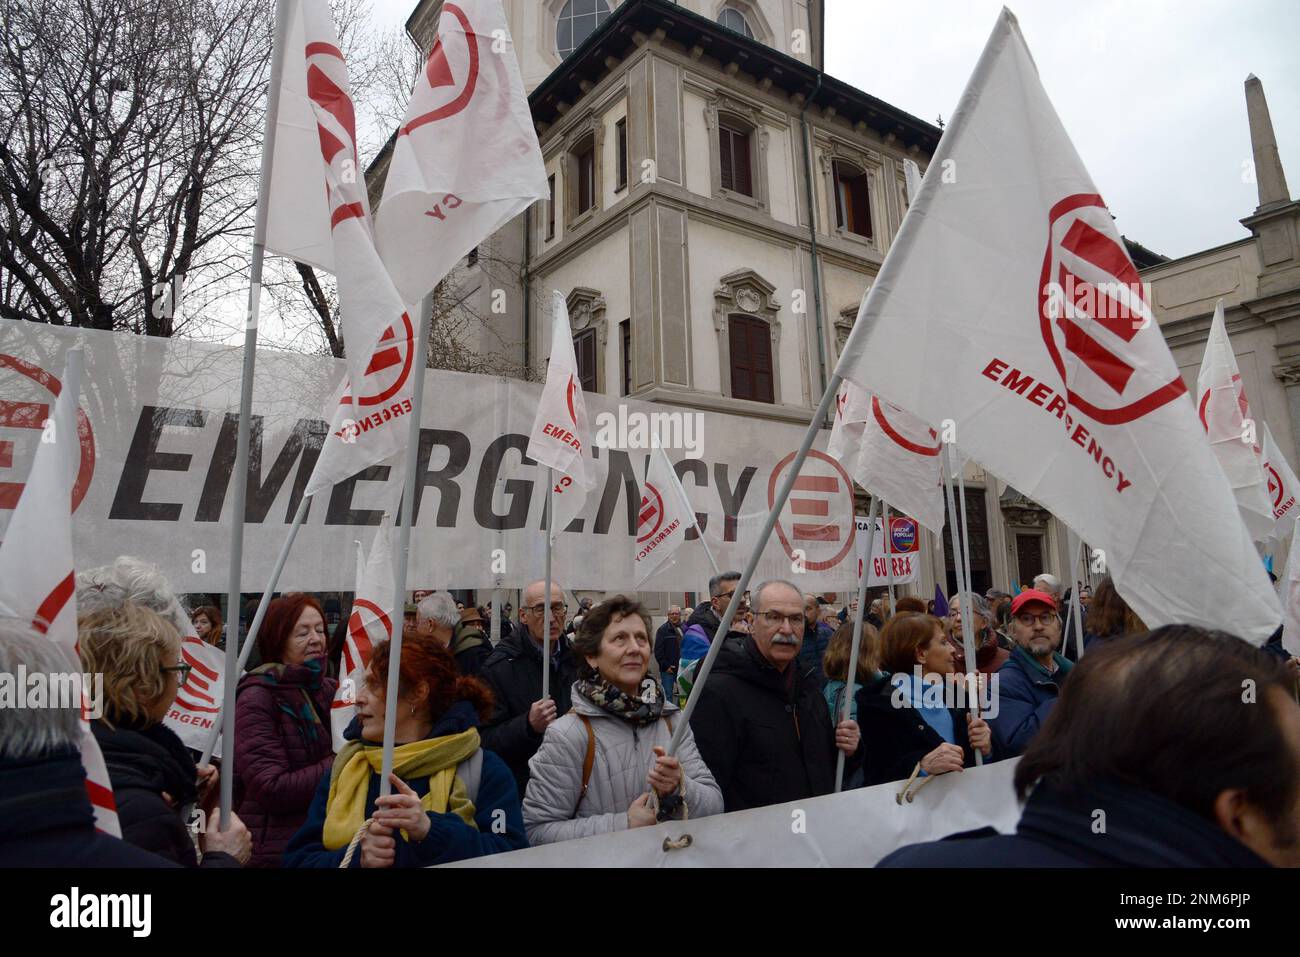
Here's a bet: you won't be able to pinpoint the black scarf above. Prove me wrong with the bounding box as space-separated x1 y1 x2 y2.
575 675 666 726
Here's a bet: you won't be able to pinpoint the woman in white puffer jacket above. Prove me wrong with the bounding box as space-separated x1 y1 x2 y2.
523 596 723 844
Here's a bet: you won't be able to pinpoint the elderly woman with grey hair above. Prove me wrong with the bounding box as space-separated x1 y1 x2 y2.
946 591 1010 675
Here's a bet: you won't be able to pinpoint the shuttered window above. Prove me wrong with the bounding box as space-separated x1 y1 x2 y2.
718 119 753 197
574 328 597 394
728 314 773 403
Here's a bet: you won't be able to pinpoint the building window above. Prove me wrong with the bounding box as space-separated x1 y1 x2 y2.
575 135 596 215
728 313 773 403
556 0 611 59
833 160 872 239
574 328 597 394
615 117 627 191
718 116 753 197
717 7 755 39
546 175 555 239
620 319 631 396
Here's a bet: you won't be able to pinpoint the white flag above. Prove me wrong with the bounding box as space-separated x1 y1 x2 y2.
331 523 396 751
1283 524 1300 657
828 372 946 534
1262 423 1300 541
266 0 417 497
375 0 548 305
833 9 1280 642
527 292 596 539
635 445 697 586
0 349 120 834
165 635 226 756
1195 300 1274 541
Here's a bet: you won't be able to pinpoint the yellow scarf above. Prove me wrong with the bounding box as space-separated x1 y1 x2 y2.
322 729 481 850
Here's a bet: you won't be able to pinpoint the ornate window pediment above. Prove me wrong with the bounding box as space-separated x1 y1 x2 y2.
567 286 607 393
713 269 782 404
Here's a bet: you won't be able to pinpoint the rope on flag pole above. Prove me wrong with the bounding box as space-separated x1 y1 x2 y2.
199 494 309 766
941 443 981 766
668 373 845 756
542 466 554 701
835 495 878 793
220 0 294 827
378 292 433 799
1067 527 1087 660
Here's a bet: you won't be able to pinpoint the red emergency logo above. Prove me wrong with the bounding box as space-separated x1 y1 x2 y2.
175 637 221 714
872 396 940 456
0 353 95 513
566 374 578 426
341 313 415 407
768 449 855 571
1198 373 1260 455
402 3 480 135
346 598 393 671
1039 193 1186 425
637 483 665 544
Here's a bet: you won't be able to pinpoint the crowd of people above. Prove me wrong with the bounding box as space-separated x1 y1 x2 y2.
2 554 1298 869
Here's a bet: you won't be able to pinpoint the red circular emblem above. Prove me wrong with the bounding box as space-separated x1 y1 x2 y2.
767 449 856 572
872 397 940 456
637 483 665 544
0 354 95 514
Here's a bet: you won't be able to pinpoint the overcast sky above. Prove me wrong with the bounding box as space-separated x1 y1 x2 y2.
369 0 1298 261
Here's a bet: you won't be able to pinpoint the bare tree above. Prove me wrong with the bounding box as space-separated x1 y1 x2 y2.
0 0 271 334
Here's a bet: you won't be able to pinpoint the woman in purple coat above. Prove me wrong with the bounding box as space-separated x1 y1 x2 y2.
235 593 337 867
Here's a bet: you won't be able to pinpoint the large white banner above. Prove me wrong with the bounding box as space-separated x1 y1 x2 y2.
0 320 859 593
445 756 1021 868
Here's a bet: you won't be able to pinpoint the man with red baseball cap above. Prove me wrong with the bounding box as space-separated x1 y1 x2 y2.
990 589 1074 756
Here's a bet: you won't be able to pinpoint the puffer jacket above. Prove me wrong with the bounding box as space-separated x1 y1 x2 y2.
92 718 239 867
234 661 337 867
522 683 723 844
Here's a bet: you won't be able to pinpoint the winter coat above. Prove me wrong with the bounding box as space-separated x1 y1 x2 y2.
878 779 1271 867
234 662 337 867
92 718 239 867
854 673 1003 787
676 602 747 700
478 625 577 797
797 619 834 687
452 621 492 677
522 683 723 844
0 749 179 868
654 621 683 680
283 701 528 867
690 636 863 812
989 645 1074 756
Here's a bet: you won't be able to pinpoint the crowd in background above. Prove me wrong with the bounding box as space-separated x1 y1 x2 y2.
3 554 1299 870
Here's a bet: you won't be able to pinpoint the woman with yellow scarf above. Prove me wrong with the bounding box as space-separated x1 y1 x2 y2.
283 633 528 867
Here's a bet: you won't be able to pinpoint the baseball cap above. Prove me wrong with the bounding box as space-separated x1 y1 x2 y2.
1010 590 1057 616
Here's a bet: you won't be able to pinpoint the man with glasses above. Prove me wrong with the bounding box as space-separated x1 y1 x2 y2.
990 589 1074 756
676 571 747 704
690 579 862 812
479 580 577 798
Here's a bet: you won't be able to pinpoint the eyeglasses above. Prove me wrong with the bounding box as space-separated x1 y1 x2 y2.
525 603 568 617
714 589 736 602
1015 612 1056 627
162 662 193 684
758 610 804 629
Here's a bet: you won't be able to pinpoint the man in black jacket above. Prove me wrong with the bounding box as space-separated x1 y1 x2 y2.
654 605 684 694
690 579 863 812
479 580 577 798
880 626 1300 867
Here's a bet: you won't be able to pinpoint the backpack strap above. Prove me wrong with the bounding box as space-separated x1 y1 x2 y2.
575 713 595 816
455 748 484 807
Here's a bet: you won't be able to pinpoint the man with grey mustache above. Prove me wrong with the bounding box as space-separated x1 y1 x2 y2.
690 580 863 811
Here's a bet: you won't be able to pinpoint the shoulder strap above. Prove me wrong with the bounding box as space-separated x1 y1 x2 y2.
456 748 484 806
575 713 595 815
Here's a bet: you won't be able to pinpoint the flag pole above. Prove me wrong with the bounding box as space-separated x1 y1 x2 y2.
656 441 721 578
219 0 294 826
942 443 981 766
1067 526 1086 660
883 499 896 613
835 495 878 792
200 494 310 765
955 450 976 602
542 466 554 701
377 292 433 799
668 373 844 755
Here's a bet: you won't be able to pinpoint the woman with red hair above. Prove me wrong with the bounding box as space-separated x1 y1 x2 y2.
234 593 337 867
283 632 528 867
